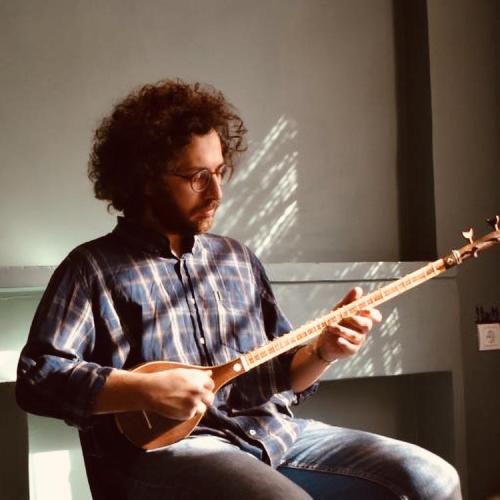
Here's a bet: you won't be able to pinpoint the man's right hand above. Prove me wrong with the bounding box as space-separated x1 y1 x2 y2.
93 367 215 420
139 368 215 420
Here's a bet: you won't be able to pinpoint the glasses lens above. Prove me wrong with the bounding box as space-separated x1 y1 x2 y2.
192 170 210 192
190 166 232 192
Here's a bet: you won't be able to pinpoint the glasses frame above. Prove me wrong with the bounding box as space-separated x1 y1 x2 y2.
169 164 232 193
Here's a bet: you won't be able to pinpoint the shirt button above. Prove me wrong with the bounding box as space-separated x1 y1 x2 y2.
199 337 205 345
249 429 256 436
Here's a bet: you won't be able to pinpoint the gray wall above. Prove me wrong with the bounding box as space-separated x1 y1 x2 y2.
0 0 398 266
1 0 499 498
0 3 398 498
428 1 500 498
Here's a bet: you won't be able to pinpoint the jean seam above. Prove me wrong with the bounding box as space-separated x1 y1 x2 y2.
280 462 408 500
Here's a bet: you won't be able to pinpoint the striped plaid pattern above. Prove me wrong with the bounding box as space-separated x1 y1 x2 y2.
17 217 316 467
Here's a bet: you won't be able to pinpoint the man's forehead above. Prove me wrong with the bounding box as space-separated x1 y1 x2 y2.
172 160 226 174
172 133 223 170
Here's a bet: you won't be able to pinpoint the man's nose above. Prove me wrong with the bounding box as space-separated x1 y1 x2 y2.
206 173 223 201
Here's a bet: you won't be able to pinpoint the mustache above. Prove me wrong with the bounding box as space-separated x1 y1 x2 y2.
198 200 220 212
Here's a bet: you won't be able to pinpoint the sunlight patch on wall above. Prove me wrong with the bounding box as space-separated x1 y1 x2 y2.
0 350 18 382
215 115 300 261
379 307 402 375
364 262 384 279
30 450 72 500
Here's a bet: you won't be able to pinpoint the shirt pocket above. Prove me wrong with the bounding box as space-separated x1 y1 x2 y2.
213 289 260 355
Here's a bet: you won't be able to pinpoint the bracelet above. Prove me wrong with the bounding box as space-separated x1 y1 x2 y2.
310 343 335 364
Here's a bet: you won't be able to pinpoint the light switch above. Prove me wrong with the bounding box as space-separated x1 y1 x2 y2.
477 323 500 351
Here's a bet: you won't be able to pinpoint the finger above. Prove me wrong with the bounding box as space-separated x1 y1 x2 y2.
204 382 215 393
191 368 212 378
195 401 207 415
324 324 364 345
202 376 215 391
185 400 206 420
336 336 359 355
201 391 215 407
340 315 373 334
334 286 363 310
359 307 382 323
189 384 213 398
189 369 214 391
188 368 212 377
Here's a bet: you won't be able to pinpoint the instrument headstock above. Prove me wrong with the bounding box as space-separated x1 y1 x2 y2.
444 215 500 268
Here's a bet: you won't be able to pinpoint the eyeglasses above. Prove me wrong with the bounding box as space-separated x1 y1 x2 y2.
168 164 232 192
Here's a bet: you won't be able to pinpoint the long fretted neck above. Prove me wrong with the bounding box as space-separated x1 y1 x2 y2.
242 258 448 371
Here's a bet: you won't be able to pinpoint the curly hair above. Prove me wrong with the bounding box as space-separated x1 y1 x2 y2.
88 79 247 215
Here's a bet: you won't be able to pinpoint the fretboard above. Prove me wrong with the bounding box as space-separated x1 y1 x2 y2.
242 258 448 370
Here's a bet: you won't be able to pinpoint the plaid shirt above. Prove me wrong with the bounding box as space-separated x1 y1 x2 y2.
17 217 316 467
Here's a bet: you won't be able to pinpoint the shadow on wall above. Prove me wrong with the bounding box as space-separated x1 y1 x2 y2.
215 115 302 261
0 383 29 500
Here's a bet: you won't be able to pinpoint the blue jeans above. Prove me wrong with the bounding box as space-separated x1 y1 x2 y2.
88 420 461 499
279 421 461 499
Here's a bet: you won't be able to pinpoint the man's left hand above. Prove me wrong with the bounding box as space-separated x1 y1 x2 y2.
315 287 382 362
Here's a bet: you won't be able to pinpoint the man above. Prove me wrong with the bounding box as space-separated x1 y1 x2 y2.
17 80 461 499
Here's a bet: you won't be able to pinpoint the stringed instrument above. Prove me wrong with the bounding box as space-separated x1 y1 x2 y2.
115 217 500 450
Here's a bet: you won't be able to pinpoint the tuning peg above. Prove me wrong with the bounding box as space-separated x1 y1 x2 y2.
486 215 500 231
462 228 474 244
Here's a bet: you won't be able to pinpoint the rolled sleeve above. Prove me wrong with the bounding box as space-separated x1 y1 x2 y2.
16 255 110 429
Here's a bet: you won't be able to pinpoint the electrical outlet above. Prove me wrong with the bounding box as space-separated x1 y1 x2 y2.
477 323 500 351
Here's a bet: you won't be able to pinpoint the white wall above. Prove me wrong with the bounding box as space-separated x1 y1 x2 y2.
0 0 399 266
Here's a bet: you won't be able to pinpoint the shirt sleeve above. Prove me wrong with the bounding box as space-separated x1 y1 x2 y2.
250 253 319 404
15 254 112 429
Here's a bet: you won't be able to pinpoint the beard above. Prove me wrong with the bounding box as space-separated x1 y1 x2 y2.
147 186 219 236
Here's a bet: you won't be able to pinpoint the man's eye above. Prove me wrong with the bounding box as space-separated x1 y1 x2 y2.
193 170 208 182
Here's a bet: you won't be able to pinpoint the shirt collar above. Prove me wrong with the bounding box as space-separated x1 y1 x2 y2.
112 216 201 257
